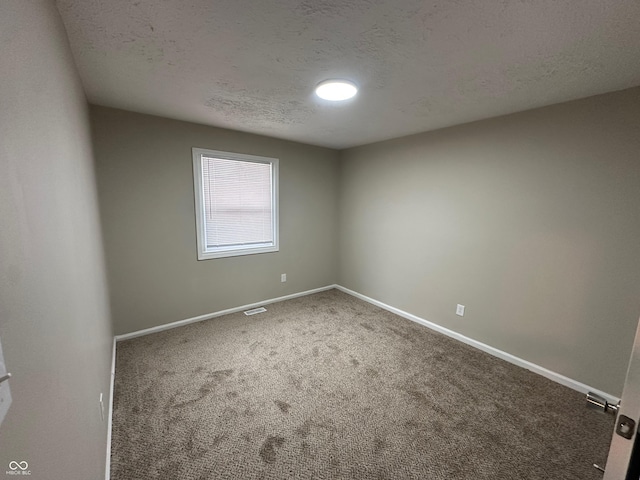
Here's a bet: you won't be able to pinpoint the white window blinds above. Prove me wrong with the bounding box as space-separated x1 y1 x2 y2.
201 155 274 248
193 148 278 259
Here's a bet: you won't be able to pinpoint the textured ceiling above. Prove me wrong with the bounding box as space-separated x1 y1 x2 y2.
57 0 640 149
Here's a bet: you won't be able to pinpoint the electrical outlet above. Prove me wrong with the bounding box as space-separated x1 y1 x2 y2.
281 273 286 283
456 304 465 316
99 393 105 422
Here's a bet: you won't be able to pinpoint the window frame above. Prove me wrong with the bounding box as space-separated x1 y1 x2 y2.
192 147 279 260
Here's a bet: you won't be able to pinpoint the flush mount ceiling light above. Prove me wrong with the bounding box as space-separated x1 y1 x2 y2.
315 79 358 101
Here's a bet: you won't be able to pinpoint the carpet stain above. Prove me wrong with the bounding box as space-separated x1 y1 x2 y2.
186 433 208 459
432 352 446 362
289 375 303 391
243 406 256 418
169 378 222 409
388 326 413 341
158 460 183 478
171 392 207 409
373 437 386 454
404 420 425 431
296 419 336 438
431 420 445 435
407 389 430 406
301 441 312 458
211 434 226 449
198 380 217 395
259 436 285 463
312 346 320 357
360 322 375 331
365 367 379 378
275 400 291 413
207 369 234 381
350 358 360 367
166 415 182 426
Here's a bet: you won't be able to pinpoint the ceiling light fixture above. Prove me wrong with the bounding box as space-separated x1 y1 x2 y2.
315 79 358 101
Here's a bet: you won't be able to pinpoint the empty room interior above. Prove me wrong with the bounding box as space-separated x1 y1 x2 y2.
2 0 640 479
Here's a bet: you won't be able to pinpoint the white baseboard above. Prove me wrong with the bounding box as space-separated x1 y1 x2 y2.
105 336 116 480
114 285 336 342
335 284 619 404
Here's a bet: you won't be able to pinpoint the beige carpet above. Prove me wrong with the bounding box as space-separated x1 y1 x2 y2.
111 289 612 479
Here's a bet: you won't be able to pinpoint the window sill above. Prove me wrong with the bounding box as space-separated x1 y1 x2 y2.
197 245 279 260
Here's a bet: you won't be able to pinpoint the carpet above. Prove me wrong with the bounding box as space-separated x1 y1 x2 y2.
111 289 612 479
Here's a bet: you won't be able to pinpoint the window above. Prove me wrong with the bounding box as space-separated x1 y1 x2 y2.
192 148 279 260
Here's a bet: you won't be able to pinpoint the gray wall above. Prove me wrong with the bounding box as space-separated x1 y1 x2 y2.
0 1 113 479
339 87 640 396
90 106 340 335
